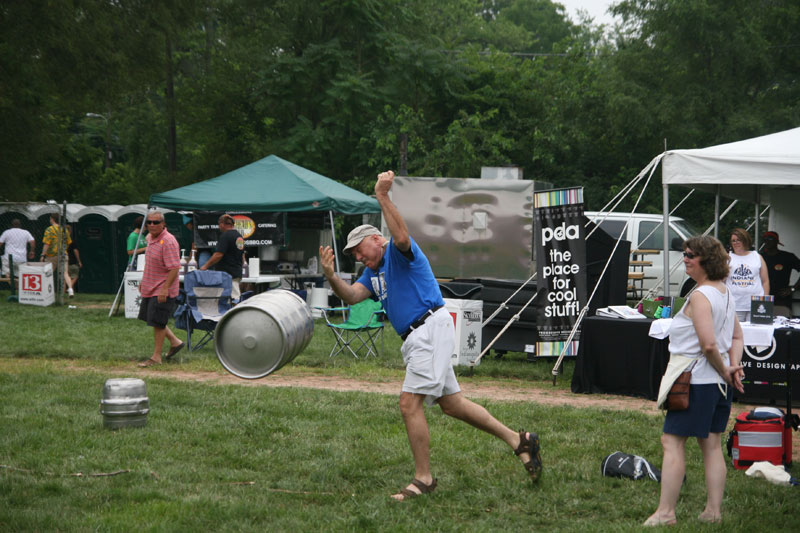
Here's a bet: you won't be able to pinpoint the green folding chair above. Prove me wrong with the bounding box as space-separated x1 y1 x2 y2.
317 299 385 358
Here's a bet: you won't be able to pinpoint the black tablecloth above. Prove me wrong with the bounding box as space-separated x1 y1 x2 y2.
571 316 669 400
572 317 799 407
739 327 799 407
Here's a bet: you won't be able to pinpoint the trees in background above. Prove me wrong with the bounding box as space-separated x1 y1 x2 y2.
1 0 798 229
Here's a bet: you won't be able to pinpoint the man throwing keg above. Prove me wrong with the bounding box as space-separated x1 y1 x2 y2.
319 170 542 501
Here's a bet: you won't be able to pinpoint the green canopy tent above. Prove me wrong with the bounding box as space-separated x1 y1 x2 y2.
148 154 379 275
111 156 379 316
149 155 379 214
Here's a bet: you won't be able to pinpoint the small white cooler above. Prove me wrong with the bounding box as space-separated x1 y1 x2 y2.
444 298 483 366
123 271 144 318
19 262 55 307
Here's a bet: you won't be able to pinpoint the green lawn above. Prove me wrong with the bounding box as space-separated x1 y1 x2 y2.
1 291 797 531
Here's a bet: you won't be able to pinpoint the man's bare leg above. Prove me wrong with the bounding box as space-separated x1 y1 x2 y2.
439 392 532 464
392 392 433 501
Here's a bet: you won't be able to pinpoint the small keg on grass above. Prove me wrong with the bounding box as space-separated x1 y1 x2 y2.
100 378 150 429
215 290 314 379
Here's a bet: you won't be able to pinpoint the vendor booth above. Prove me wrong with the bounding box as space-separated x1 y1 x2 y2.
661 127 800 296
571 127 800 405
147 155 380 280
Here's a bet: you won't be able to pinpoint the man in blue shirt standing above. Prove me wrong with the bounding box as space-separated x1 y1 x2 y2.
320 170 542 501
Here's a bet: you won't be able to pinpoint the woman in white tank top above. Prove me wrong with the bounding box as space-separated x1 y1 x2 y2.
646 235 745 527
726 228 769 322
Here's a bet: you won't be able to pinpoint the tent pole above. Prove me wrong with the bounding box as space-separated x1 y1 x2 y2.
663 182 670 297
714 186 721 239
754 186 761 249
328 211 340 274
109 205 149 318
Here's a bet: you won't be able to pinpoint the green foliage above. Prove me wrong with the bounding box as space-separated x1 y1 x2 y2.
0 0 798 236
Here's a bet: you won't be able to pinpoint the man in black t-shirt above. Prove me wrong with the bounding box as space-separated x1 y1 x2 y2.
760 231 800 316
199 214 245 300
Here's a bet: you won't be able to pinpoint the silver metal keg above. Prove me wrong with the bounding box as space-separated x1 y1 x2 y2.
100 378 150 429
214 290 314 379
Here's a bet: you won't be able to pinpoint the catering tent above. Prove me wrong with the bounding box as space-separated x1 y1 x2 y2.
148 155 379 215
662 127 800 202
661 126 800 291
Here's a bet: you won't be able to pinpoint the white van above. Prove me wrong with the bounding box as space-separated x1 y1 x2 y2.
585 212 701 296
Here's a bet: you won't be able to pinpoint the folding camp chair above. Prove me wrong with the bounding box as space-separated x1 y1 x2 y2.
174 270 233 353
317 299 385 358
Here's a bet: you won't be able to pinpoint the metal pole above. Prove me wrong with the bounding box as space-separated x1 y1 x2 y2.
109 206 149 317
714 186 720 239
662 183 670 297
754 186 761 250
328 211 340 274
56 202 67 306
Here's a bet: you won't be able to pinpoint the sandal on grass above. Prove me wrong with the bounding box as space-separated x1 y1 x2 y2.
393 478 437 501
165 342 185 360
514 430 542 482
137 358 161 368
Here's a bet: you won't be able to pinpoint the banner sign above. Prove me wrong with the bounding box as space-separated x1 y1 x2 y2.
193 211 286 249
533 188 586 357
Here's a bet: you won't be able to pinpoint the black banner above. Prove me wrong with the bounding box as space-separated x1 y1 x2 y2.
533 188 586 357
193 211 286 249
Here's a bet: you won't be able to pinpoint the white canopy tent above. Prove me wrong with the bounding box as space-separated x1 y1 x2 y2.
660 127 800 295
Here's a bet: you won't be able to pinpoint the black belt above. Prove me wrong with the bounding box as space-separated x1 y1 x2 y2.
400 306 444 341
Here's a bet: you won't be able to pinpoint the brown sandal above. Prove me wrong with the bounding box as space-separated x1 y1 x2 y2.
137 358 161 368
514 430 542 481
394 478 437 501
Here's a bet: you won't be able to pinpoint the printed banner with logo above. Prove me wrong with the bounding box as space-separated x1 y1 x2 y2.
193 211 286 248
533 188 586 357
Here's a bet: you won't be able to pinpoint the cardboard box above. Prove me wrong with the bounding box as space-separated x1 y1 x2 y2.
124 271 144 319
19 262 55 307
444 298 483 366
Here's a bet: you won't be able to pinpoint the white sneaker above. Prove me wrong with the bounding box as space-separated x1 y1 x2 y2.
67 287 74 297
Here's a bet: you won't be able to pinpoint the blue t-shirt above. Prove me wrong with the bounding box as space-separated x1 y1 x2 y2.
356 236 445 334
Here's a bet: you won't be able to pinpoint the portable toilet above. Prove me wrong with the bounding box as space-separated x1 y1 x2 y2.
75 205 122 293
0 202 39 237
30 204 86 257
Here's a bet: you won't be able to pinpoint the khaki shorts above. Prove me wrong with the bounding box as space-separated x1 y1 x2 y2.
400 307 460 406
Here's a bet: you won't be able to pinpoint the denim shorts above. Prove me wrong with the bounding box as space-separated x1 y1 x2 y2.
663 383 732 438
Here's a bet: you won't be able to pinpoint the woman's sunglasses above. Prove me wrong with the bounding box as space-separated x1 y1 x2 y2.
682 251 697 259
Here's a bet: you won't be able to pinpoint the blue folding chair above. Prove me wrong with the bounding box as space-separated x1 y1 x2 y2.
175 270 233 352
317 299 385 358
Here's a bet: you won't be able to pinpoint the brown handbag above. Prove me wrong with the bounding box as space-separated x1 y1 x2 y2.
665 370 692 411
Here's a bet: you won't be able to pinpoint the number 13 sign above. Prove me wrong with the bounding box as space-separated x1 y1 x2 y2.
22 273 42 292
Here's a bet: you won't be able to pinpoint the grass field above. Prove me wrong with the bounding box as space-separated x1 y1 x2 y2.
1 291 797 531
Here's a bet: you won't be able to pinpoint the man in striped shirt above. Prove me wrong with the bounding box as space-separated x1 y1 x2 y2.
137 211 185 367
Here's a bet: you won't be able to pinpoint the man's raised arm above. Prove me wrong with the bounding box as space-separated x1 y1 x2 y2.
374 170 410 252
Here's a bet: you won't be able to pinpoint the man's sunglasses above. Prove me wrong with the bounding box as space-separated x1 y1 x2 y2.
146 220 163 225
682 251 697 259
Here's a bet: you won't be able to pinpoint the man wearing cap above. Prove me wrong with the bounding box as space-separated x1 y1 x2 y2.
319 170 542 502
760 231 800 316
200 214 245 301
